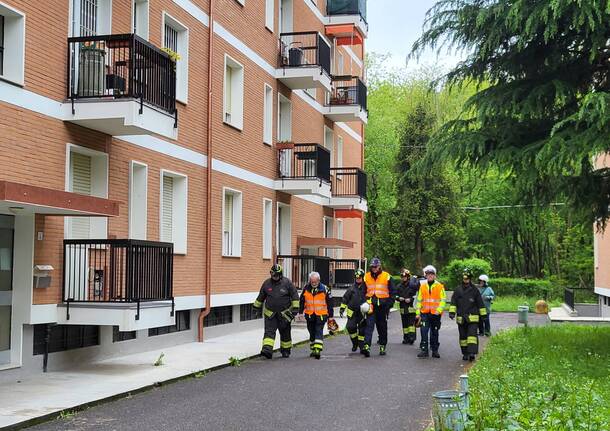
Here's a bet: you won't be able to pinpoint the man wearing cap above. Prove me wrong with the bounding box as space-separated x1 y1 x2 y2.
299 271 334 359
253 264 300 359
363 257 396 356
449 269 487 361
415 265 446 358
340 269 368 353
396 268 420 345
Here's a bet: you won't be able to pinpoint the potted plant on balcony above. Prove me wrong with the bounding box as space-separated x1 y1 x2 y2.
161 47 181 70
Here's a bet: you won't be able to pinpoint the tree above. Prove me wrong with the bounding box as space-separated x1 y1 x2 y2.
412 0 610 225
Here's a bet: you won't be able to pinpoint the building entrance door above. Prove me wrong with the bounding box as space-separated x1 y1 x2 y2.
0 215 15 365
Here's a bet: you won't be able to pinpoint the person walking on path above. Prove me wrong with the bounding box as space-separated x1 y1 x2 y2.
299 272 334 359
363 257 396 357
477 274 494 336
415 265 446 359
253 264 300 359
340 269 368 353
396 268 420 345
449 269 488 361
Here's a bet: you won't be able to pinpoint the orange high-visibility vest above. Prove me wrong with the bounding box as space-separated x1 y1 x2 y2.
364 271 391 299
304 290 328 316
418 280 446 315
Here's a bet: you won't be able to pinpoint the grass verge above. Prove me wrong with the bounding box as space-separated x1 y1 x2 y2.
491 295 562 312
467 324 610 430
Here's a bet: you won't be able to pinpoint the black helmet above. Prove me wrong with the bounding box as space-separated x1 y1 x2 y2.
355 269 365 278
270 264 283 275
463 268 473 279
370 257 381 267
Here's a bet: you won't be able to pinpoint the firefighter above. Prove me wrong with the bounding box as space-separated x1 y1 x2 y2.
449 269 487 361
415 265 446 358
299 272 334 359
339 269 368 353
396 268 420 345
253 264 300 359
363 257 396 357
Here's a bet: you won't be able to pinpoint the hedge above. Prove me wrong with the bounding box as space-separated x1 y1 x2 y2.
443 258 492 289
491 277 558 299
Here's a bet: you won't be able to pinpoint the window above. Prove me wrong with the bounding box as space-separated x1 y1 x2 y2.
33 324 99 355
223 188 243 257
336 51 344 75
133 0 149 40
240 304 262 321
160 170 188 254
148 310 190 336
337 136 343 168
113 326 136 342
265 0 274 31
323 216 334 258
0 3 25 85
66 146 108 239
336 219 344 259
324 126 334 167
204 306 233 327
129 162 147 240
263 84 273 145
278 94 292 141
163 13 189 103
71 0 111 37
224 55 245 130
263 199 273 259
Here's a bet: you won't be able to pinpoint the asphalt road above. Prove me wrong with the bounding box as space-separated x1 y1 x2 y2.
28 312 547 431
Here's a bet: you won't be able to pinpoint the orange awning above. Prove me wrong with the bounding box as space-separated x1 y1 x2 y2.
335 209 363 219
297 236 355 250
325 24 364 46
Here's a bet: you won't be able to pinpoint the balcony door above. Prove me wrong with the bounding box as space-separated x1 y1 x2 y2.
279 0 293 34
277 203 292 278
0 215 14 365
278 95 292 177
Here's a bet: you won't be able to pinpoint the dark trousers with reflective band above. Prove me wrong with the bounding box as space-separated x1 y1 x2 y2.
400 306 417 342
364 303 389 348
346 314 367 349
419 313 441 352
262 314 292 354
478 315 491 334
306 315 326 351
458 322 479 355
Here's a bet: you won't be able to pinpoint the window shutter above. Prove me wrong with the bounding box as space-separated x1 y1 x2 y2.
224 193 233 255
162 175 174 242
70 152 92 238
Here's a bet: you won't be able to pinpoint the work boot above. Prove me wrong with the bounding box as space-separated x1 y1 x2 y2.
432 351 440 359
402 336 409 345
462 354 469 361
379 345 386 356
484 331 491 337
281 351 290 358
313 349 321 360
469 355 476 362
362 344 371 357
351 339 359 352
261 350 272 360
417 350 429 358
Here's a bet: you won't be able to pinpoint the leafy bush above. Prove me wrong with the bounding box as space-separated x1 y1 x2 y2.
492 277 557 299
443 258 492 289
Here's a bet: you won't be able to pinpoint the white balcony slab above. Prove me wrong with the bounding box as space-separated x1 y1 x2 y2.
324 104 368 124
327 196 368 212
275 178 332 198
276 67 332 92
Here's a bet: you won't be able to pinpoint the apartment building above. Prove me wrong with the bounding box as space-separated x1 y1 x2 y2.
594 156 610 318
0 0 368 378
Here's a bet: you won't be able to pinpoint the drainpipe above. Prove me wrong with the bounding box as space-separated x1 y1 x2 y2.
198 0 216 342
361 39 366 260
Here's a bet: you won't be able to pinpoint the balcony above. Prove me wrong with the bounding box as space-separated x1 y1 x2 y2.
326 0 368 41
64 34 178 139
58 239 175 331
276 143 332 198
276 32 332 91
328 167 368 212
325 76 368 123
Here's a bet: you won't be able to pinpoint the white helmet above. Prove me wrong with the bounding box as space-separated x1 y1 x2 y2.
360 302 371 315
479 274 489 282
423 265 437 274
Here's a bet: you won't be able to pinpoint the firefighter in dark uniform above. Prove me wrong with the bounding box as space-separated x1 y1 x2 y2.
449 269 488 361
339 269 368 353
396 268 420 345
363 257 396 357
253 264 300 359
299 271 334 359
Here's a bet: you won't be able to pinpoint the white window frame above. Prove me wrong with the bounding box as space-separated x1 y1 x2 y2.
236 0 245 5
69 0 112 37
265 0 274 31
263 83 273 145
323 216 334 258
336 219 344 259
324 125 334 167
0 2 25 86
160 169 188 254
222 188 243 257
336 50 344 75
162 12 189 104
277 93 292 141
129 161 148 240
262 198 273 259
223 54 245 130
64 144 109 240
337 135 343 168
132 0 149 40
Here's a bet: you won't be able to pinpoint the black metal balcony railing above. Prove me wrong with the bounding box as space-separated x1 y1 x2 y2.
277 255 331 290
330 167 367 199
327 0 367 24
564 288 575 310
63 239 174 318
278 32 331 77
67 34 177 119
329 76 367 111
278 143 331 183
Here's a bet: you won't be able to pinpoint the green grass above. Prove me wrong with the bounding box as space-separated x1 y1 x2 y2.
467 325 610 430
491 295 562 312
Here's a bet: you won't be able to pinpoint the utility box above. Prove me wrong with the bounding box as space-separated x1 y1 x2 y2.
33 265 54 289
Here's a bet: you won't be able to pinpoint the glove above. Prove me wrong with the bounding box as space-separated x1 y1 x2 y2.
449 312 456 320
405 298 411 304
339 309 345 318
252 307 262 318
398 296 405 302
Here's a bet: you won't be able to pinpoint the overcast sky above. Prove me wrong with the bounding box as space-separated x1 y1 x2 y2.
366 0 463 73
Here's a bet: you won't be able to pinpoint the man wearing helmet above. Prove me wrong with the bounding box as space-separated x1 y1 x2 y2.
253 264 300 359
477 274 495 336
299 272 334 359
415 265 446 358
362 257 396 356
396 268 420 345
448 269 487 361
340 268 368 354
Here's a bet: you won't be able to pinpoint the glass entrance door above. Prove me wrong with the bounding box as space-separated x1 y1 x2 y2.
0 215 14 365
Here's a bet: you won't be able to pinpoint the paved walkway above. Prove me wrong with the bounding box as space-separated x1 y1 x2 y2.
10 312 548 431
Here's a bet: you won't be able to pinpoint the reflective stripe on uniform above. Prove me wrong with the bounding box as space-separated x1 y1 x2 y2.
460 339 468 347
407 326 416 333
346 308 354 318
468 314 480 323
403 327 409 334
408 307 416 313
349 332 358 339
263 308 274 318
479 308 487 316
263 337 275 347
467 336 478 345
399 307 405 315
280 340 292 349
456 316 463 324
358 335 365 341
291 300 300 309
449 305 457 313
253 300 262 308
